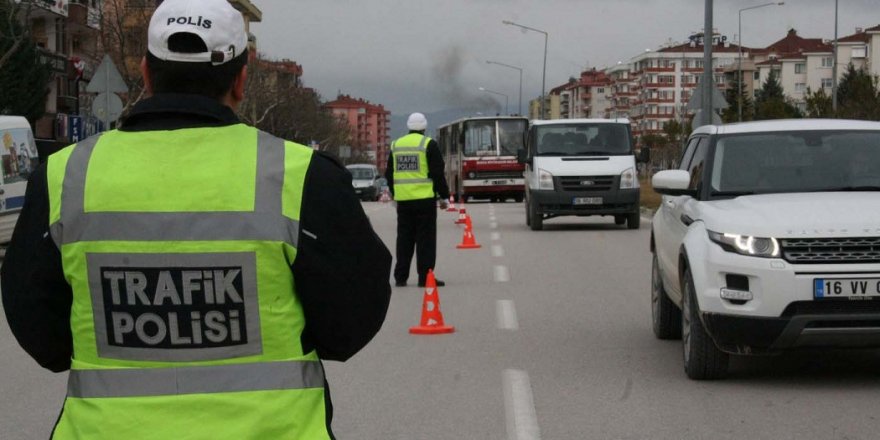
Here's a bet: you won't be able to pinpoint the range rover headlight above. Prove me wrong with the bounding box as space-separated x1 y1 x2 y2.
708 231 780 258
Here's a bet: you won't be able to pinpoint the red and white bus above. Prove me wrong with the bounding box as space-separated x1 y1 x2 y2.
435 116 528 203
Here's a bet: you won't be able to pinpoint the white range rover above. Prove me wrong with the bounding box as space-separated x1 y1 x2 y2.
650 119 880 380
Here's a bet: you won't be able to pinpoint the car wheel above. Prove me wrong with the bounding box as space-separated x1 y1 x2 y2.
528 198 543 231
652 254 681 340
682 267 729 380
626 212 640 230
514 195 523 203
614 215 626 225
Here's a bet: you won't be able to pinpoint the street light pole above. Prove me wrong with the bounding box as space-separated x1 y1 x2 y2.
701 0 714 127
487 60 523 115
832 0 839 113
479 87 509 115
502 20 548 119
737 2 784 122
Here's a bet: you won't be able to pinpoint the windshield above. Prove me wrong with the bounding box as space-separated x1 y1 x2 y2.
462 119 527 157
347 168 375 180
534 123 631 156
710 131 880 196
1 127 38 184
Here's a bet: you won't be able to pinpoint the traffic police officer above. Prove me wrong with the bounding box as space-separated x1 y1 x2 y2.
0 0 391 438
386 113 451 287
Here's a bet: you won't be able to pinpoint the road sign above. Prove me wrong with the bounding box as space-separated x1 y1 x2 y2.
686 84 729 111
86 55 128 94
92 92 124 126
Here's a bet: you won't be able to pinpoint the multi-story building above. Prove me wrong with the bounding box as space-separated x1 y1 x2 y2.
835 25 880 80
26 0 104 143
555 68 611 119
605 32 740 138
750 29 833 112
528 93 561 120
325 95 391 171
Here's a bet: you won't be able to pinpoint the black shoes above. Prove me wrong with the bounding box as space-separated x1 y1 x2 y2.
418 279 445 287
394 280 406 287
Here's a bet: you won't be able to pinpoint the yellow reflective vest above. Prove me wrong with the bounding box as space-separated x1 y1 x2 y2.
391 133 435 201
46 125 331 439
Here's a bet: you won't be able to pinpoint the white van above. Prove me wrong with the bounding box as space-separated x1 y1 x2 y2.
518 119 646 230
345 163 381 201
0 116 40 243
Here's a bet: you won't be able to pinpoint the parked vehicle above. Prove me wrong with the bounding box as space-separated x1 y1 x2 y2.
650 119 880 379
0 116 39 244
518 119 645 230
346 163 381 201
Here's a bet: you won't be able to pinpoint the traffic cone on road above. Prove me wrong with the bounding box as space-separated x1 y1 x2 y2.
455 199 468 224
446 195 457 212
409 270 455 335
456 215 482 249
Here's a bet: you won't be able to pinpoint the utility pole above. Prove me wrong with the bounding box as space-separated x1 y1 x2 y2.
701 0 714 126
832 0 839 113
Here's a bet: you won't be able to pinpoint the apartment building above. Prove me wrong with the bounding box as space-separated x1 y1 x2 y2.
604 32 740 137
325 95 391 172
528 93 561 120
555 68 611 119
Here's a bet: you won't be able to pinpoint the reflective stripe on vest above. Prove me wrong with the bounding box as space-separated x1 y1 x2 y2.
68 360 324 398
391 134 434 201
50 131 299 246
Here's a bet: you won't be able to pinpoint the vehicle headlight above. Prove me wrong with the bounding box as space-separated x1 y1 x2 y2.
708 231 780 258
468 171 476 179
538 168 554 190
620 167 639 189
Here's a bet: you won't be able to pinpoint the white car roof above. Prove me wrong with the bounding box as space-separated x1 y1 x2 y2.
693 119 880 136
531 118 630 126
0 116 31 131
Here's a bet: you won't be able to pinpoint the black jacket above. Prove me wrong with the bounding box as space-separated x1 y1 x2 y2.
385 130 450 202
1 94 392 373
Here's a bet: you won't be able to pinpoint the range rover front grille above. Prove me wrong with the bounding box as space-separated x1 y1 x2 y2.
779 237 880 264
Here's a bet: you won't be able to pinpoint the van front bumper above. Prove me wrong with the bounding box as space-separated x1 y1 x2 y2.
530 188 639 216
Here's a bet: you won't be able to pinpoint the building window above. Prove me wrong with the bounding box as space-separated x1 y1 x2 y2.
821 57 834 67
852 47 867 59
597 87 604 93
658 75 674 84
795 83 806 93
821 78 833 89
754 71 760 81
794 63 806 74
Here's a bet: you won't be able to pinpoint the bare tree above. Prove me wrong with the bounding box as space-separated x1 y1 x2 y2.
0 0 35 70
99 0 154 110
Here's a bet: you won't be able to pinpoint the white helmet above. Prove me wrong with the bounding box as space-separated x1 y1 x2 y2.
407 112 428 131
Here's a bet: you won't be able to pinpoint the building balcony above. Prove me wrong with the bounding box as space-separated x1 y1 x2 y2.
646 67 675 73
645 113 675 119
645 98 675 104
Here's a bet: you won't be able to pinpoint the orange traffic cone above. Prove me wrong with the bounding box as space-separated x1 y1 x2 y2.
455 199 467 224
409 270 455 335
446 195 457 212
456 215 482 249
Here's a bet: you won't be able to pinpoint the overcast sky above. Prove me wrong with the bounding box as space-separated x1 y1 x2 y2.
252 0 880 116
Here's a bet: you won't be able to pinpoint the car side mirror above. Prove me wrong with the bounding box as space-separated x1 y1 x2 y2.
652 170 696 197
516 149 528 164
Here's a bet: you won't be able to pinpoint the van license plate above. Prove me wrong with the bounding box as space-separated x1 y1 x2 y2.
573 197 602 205
815 278 880 299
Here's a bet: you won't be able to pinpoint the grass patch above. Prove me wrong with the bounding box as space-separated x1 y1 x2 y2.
640 177 661 211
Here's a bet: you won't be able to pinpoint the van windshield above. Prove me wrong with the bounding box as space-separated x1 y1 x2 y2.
348 168 375 180
1 127 38 183
534 123 631 156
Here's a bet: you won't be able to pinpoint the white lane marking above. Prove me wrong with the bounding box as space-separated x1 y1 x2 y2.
490 222 499 229
503 369 542 440
490 216 497 222
494 265 510 282
491 244 505 257
491 232 501 241
496 300 519 330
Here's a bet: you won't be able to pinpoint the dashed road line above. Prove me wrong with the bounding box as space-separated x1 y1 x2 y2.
503 369 542 440
496 300 519 330
491 232 501 241
491 244 505 257
490 222 499 229
494 265 510 282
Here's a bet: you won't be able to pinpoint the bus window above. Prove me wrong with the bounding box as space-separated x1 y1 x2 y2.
464 120 496 156
498 119 527 156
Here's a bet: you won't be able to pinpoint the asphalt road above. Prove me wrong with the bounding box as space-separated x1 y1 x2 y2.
2 201 880 439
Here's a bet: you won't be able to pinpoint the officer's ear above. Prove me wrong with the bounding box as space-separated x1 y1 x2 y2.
230 65 247 105
140 56 154 97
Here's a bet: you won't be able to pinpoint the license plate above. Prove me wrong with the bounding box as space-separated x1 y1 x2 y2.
814 278 880 299
492 180 509 185
573 197 603 205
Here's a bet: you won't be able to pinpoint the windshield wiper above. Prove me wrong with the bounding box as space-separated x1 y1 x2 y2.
821 186 880 192
711 191 755 197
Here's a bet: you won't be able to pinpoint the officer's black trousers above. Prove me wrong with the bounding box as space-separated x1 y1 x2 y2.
394 199 437 285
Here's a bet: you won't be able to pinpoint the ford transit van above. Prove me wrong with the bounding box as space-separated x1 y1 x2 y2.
346 163 381 201
0 116 39 243
518 119 644 230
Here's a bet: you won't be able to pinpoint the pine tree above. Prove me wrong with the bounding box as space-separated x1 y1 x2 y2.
804 87 834 118
754 70 802 120
721 74 754 123
0 1 51 121
836 64 880 120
